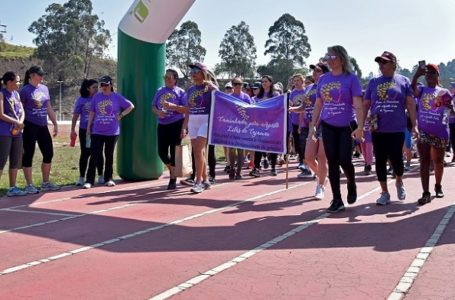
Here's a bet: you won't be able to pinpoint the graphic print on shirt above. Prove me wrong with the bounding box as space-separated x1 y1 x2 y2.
320 82 342 103
188 88 205 108
32 90 46 109
377 81 397 101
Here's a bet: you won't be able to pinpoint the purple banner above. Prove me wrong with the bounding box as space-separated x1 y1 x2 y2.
208 91 287 154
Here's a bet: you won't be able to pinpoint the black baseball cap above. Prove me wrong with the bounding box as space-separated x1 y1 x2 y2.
309 63 329 73
29 66 46 76
99 75 113 85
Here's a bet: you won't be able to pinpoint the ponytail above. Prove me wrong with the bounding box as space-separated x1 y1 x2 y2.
24 70 31 85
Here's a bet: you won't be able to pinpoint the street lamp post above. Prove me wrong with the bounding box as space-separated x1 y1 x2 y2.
57 80 63 121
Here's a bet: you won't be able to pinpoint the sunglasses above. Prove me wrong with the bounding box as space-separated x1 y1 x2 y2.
190 67 202 75
324 54 338 61
100 83 110 87
232 82 242 86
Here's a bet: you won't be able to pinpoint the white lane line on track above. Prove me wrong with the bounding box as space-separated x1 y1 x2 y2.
148 180 391 300
0 180 312 277
388 200 455 300
2 209 78 217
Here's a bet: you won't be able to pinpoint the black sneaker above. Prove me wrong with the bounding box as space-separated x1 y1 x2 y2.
167 179 177 190
209 176 216 184
418 192 432 206
224 166 230 173
364 164 372 175
271 168 277 176
327 199 345 213
435 184 444 198
249 168 260 177
180 177 195 186
347 183 357 204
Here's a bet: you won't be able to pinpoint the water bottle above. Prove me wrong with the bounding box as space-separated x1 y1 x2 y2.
86 135 91 148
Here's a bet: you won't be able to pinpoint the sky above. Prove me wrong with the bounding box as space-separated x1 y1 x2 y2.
1 0 455 77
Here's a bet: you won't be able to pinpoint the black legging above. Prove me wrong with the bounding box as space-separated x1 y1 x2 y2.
79 128 103 178
22 120 53 167
157 118 183 167
372 132 405 182
292 124 304 163
254 152 277 169
321 121 355 200
86 134 118 185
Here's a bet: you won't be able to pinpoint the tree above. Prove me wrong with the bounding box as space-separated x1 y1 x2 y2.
217 21 257 78
257 59 307 89
28 0 111 80
166 21 206 78
264 13 311 68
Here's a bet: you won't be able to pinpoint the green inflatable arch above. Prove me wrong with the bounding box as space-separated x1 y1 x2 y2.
117 0 195 180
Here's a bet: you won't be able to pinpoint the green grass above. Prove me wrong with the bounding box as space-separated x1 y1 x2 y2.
0 43 34 58
0 138 226 196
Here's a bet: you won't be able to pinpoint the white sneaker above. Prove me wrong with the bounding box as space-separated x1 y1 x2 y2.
106 180 116 187
97 175 105 185
314 184 325 200
83 183 92 189
376 191 391 206
190 183 204 193
76 177 85 186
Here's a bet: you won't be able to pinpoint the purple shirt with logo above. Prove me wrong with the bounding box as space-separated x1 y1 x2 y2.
417 86 453 138
302 84 318 127
73 97 93 130
289 89 306 126
91 92 133 136
364 74 412 133
183 85 212 115
0 89 23 137
317 73 362 127
231 91 252 104
152 86 186 125
20 84 50 127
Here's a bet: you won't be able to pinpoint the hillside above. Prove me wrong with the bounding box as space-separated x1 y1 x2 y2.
0 42 35 59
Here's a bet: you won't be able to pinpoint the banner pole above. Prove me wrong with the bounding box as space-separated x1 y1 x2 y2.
285 92 290 189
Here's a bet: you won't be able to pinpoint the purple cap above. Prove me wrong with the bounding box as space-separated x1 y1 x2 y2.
188 62 208 73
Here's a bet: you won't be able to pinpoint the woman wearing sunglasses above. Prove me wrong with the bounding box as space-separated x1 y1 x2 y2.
363 51 417 206
0 72 27 196
309 46 364 213
183 62 218 193
71 79 104 186
83 75 134 189
20 66 60 193
152 69 187 190
412 64 453 205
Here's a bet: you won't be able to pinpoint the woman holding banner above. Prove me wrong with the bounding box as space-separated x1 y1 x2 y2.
250 75 280 177
183 62 218 193
228 77 252 180
152 69 187 190
309 46 364 213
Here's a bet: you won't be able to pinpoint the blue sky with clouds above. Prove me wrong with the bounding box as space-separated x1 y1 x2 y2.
2 0 454 76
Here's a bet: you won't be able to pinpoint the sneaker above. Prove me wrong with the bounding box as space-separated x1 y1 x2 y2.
41 182 61 191
76 177 85 186
249 168 261 177
298 163 306 170
167 179 177 190
435 184 444 198
209 176 216 184
364 165 372 175
25 184 39 194
6 186 27 197
314 184 325 200
396 182 406 200
263 159 269 169
190 183 204 194
202 180 211 190
347 183 357 204
327 199 345 213
235 174 243 180
106 180 116 187
271 168 277 176
97 175 105 185
83 182 92 189
376 191 391 206
224 166 231 173
297 169 313 179
418 192 432 206
180 177 195 186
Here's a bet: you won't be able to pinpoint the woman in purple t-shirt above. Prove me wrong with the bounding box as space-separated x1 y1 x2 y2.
152 69 187 190
71 79 104 186
83 75 134 188
364 51 417 206
310 46 364 213
412 64 453 205
0 72 27 197
249 75 280 178
20 66 60 194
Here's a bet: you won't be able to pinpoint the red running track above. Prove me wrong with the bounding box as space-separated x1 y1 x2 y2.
0 158 454 299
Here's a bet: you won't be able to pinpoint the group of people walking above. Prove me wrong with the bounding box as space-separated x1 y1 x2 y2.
0 66 134 196
1 45 454 216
